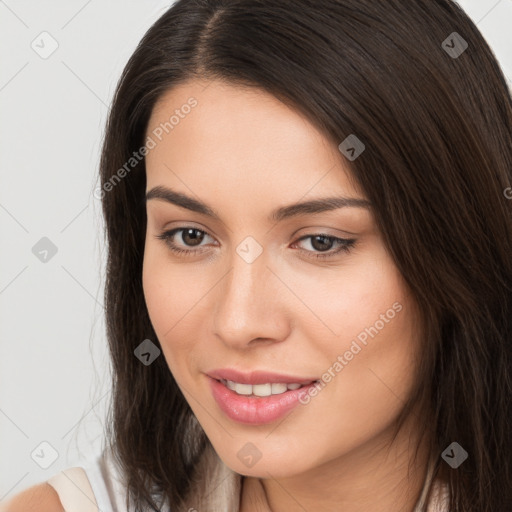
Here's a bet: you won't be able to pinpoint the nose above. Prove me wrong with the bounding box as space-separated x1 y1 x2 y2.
212 245 291 350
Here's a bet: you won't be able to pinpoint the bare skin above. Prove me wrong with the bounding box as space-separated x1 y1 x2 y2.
0 483 65 512
142 78 431 511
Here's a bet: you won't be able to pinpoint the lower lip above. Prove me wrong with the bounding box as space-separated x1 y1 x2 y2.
208 377 317 425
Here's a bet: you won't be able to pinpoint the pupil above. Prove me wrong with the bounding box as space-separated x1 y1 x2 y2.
312 235 331 251
183 229 203 246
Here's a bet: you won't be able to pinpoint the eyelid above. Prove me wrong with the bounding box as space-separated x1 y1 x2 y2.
159 219 216 235
293 225 359 238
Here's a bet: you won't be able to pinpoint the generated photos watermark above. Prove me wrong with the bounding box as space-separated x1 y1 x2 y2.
298 301 403 405
94 97 198 199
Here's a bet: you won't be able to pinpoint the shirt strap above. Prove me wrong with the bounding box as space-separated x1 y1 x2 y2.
47 467 99 512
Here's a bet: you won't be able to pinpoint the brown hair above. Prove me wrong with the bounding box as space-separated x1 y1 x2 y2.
99 0 512 510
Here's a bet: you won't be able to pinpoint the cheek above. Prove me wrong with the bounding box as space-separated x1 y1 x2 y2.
142 237 206 332
142 245 202 376
287 251 420 420
271 244 410 349
315 285 420 438
318 262 419 391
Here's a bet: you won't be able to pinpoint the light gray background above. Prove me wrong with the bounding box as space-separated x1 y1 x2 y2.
1 0 511 501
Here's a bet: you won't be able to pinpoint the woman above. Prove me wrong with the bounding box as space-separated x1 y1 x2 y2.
4 0 512 511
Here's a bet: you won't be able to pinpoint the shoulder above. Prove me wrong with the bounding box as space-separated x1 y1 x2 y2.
0 482 65 512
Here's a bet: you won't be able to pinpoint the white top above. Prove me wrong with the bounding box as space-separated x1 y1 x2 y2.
47 448 130 512
46 445 450 512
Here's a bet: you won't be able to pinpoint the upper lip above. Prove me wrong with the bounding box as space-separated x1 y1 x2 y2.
207 368 318 385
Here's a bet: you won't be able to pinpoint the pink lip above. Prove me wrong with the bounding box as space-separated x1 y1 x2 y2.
207 369 319 425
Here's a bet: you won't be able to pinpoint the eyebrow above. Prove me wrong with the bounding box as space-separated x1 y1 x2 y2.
145 185 371 222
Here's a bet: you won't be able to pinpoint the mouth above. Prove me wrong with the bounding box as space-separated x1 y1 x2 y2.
207 373 321 425
217 378 319 397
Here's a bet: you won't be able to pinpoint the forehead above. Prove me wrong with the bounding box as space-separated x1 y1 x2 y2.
144 79 365 208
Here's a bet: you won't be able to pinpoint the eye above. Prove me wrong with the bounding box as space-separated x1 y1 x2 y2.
155 227 215 255
292 233 356 260
155 227 356 260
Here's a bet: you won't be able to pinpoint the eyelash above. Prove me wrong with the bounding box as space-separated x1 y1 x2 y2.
155 227 356 260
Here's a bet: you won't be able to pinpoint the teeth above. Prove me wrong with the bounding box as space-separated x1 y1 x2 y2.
271 383 288 394
222 379 311 397
226 380 237 391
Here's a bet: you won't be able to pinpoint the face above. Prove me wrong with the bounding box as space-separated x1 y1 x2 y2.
142 79 422 479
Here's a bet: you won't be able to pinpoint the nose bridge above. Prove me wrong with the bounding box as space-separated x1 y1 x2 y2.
213 237 288 345
221 245 266 324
